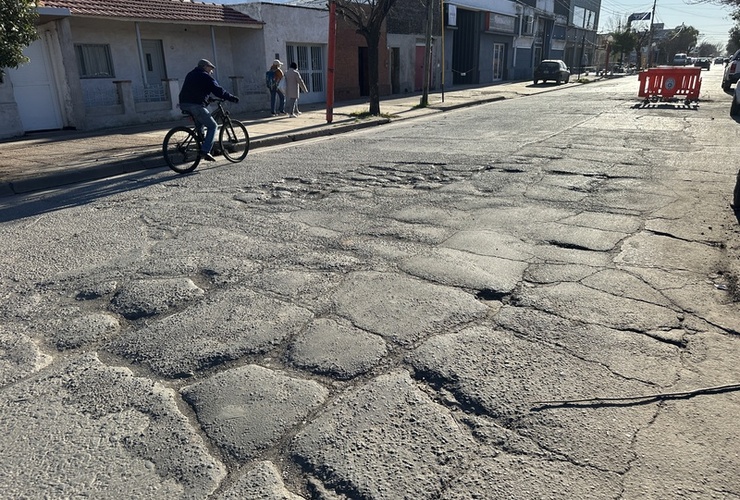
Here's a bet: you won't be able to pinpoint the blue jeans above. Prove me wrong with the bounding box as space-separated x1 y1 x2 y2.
270 88 285 114
180 102 217 154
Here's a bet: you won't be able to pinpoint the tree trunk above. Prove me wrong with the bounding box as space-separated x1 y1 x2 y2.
367 31 381 115
420 0 434 107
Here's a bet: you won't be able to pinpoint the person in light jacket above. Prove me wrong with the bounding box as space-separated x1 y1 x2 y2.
284 62 308 117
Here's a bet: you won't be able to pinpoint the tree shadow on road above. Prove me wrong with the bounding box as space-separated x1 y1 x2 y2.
0 168 181 223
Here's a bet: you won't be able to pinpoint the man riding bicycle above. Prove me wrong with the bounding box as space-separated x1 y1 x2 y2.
178 59 239 161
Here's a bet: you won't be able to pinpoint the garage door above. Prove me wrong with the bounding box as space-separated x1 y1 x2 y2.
8 37 63 132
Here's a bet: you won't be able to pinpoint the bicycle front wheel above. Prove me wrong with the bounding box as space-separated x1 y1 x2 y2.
163 126 201 174
219 120 249 163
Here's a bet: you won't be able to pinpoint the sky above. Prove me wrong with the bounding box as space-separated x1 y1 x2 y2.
599 0 736 47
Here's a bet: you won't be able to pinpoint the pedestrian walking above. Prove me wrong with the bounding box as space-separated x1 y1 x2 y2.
266 59 285 116
284 62 308 118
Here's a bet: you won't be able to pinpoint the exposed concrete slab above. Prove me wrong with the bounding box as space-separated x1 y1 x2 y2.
288 318 388 379
399 247 528 294
0 329 52 387
182 365 328 462
331 271 488 346
108 288 313 377
290 371 478 499
511 281 682 332
0 354 226 498
407 326 658 472
217 461 305 499
494 306 681 386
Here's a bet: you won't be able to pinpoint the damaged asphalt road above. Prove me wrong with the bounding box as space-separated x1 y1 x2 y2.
1 74 739 499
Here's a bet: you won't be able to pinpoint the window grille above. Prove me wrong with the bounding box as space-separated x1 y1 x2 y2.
133 83 168 103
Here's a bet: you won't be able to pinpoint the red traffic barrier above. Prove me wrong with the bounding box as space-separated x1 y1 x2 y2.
638 66 702 104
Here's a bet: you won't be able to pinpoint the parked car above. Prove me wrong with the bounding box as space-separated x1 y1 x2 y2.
694 58 711 70
715 57 725 64
732 86 740 116
722 49 740 91
533 60 570 85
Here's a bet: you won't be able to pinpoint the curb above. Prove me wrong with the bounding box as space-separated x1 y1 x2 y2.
251 116 390 148
4 153 163 196
432 95 506 111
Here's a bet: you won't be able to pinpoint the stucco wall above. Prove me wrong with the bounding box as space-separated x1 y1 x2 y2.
233 3 327 105
58 17 263 129
387 34 417 94
69 18 262 102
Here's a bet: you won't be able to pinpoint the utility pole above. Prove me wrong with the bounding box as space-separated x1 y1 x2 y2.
326 0 336 123
420 0 434 107
577 31 585 79
440 0 445 102
646 0 657 67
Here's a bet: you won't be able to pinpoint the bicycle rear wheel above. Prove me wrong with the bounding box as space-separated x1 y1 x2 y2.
163 126 201 174
219 120 249 163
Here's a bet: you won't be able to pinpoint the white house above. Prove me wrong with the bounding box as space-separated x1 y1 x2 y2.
230 0 329 105
0 0 263 139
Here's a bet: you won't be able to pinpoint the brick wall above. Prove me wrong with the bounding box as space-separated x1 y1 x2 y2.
334 13 391 101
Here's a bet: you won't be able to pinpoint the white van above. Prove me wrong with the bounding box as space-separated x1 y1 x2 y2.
673 53 688 66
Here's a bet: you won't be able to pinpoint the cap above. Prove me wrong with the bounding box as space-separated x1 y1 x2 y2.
198 59 215 69
272 59 282 67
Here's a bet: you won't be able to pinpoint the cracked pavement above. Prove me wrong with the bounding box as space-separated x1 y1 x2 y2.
1 73 739 499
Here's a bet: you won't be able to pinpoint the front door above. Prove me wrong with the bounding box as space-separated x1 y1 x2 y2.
8 36 63 132
415 45 426 91
141 39 167 86
390 47 400 94
492 43 505 81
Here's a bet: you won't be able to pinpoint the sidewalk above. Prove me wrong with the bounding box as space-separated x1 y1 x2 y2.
0 80 554 197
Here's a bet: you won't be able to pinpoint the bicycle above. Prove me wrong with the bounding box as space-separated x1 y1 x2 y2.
162 98 249 174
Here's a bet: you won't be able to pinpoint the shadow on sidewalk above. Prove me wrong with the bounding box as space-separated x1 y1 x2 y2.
0 169 173 223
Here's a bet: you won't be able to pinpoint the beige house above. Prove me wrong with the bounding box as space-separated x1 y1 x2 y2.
0 0 263 139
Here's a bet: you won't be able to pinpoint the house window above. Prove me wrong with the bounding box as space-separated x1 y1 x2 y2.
75 44 114 78
573 7 596 29
523 16 534 35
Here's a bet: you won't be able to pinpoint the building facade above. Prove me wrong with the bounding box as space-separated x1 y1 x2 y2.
1 0 263 138
0 0 600 139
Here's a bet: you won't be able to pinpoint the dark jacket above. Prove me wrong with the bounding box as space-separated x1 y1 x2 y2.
178 67 234 106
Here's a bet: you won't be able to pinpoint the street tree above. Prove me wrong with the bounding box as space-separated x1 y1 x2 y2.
657 25 699 59
611 27 638 65
729 13 740 53
334 0 398 115
0 0 38 74
713 41 728 55
696 41 718 56
729 25 740 53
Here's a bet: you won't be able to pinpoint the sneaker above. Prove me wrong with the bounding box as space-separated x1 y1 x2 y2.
271 113 277 117
296 111 302 115
289 114 297 118
200 152 216 161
